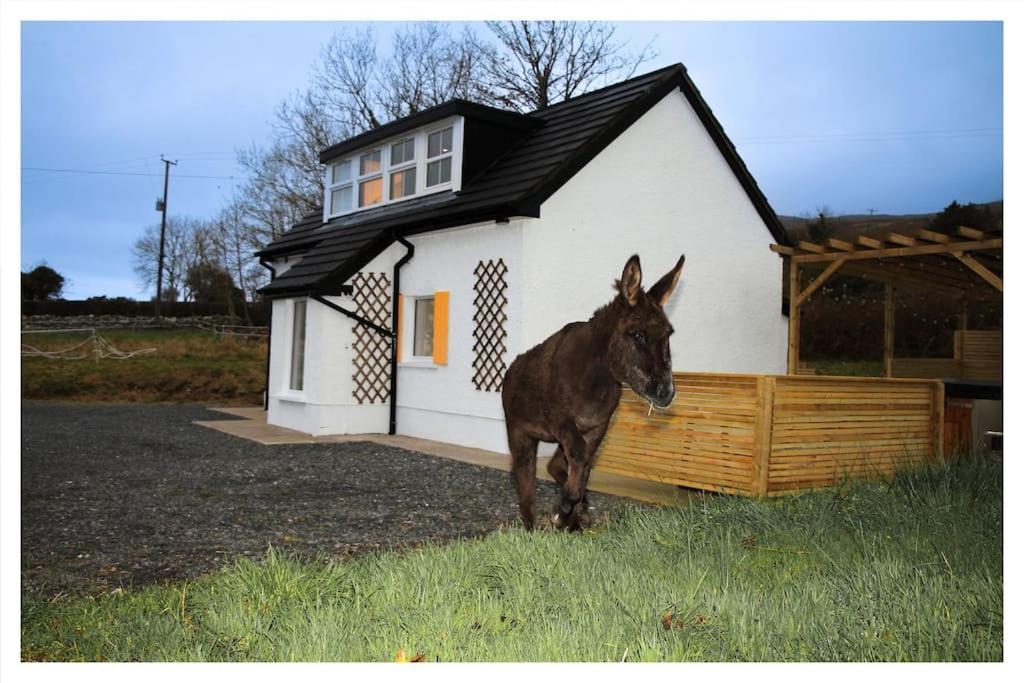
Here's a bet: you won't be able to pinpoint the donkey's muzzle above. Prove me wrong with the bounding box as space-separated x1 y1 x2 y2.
652 381 675 408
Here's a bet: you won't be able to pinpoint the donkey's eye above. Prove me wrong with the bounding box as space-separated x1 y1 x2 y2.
631 330 647 345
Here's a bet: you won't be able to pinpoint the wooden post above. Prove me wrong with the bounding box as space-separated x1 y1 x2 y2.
955 297 967 376
883 283 894 377
788 259 800 374
931 380 945 460
751 376 775 496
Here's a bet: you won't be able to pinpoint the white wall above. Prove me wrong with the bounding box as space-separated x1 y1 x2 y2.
266 222 524 452
522 89 788 374
267 243 405 436
394 221 524 452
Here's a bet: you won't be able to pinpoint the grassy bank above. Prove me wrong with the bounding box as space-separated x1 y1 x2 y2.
22 454 1002 662
21 328 266 403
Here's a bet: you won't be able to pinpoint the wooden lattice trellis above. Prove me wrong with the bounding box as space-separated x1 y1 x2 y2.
351 272 392 404
472 259 508 391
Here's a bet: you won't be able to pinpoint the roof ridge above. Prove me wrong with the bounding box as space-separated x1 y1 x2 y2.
528 63 683 115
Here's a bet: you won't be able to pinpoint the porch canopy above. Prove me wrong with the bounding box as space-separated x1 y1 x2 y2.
771 224 1003 378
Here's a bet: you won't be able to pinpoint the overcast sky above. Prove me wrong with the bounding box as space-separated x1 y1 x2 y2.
20 21 1003 299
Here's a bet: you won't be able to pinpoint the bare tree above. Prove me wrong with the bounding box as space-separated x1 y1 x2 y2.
478 21 656 111
131 216 217 303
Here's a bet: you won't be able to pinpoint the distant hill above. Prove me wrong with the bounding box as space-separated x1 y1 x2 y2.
779 200 1003 243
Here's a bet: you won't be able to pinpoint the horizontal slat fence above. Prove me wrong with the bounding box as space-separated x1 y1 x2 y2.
892 330 1001 381
595 372 943 497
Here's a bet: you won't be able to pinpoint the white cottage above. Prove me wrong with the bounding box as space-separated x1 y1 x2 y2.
257 64 791 453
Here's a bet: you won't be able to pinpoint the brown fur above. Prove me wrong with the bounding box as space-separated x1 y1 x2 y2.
501 254 685 530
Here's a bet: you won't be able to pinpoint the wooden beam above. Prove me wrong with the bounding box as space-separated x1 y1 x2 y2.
887 232 917 247
957 225 986 240
792 238 1002 263
954 252 1004 292
856 235 884 249
917 228 951 244
796 258 846 306
788 260 800 375
797 240 828 254
827 237 856 252
770 244 795 256
884 283 894 378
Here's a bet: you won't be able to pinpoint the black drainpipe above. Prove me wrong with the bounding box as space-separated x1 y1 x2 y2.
258 258 277 411
390 235 415 435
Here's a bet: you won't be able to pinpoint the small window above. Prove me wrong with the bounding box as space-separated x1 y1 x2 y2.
390 167 417 199
427 128 453 157
331 162 351 185
289 300 307 391
426 126 454 187
390 138 415 165
326 159 353 215
359 150 381 175
413 297 435 357
357 149 383 207
330 186 352 214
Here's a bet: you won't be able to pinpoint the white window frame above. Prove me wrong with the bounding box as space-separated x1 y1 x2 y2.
387 136 418 202
356 148 384 209
424 124 455 190
399 294 438 367
323 116 463 221
325 159 354 217
286 298 308 394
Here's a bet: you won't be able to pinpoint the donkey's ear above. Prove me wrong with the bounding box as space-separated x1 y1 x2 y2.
647 254 686 308
616 254 643 306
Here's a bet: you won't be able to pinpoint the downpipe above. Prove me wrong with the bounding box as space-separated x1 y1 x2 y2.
259 259 276 411
390 236 415 435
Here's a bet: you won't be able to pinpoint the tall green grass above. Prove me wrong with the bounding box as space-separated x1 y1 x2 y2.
22 454 1001 662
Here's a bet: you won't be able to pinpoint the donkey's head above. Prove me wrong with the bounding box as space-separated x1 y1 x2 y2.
606 254 686 408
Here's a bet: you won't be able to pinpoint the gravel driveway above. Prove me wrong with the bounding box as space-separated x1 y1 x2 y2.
21 402 623 597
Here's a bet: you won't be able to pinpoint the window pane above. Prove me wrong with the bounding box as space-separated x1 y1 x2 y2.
358 177 383 207
390 168 416 199
359 149 381 175
427 127 453 158
414 298 435 357
289 300 307 391
391 138 414 165
330 186 352 214
426 157 452 187
331 161 351 185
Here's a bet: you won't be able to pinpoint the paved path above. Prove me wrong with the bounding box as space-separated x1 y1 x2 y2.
196 406 693 507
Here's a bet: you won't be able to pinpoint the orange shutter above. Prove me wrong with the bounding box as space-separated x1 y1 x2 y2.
396 294 404 363
433 291 449 365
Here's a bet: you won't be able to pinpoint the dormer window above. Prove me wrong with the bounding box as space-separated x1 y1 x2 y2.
323 116 462 220
389 138 416 200
357 149 383 207
426 126 453 187
328 160 353 215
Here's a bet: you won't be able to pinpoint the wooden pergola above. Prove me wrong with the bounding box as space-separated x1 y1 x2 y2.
771 224 1003 376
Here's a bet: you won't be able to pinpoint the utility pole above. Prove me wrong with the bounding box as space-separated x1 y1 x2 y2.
867 208 878 217
155 155 178 322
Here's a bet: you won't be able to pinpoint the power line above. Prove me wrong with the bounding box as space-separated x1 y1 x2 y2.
21 166 237 180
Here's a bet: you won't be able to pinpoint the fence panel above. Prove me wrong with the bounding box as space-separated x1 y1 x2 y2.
595 372 943 497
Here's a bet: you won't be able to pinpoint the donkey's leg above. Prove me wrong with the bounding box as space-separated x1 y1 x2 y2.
546 447 570 526
573 422 611 528
553 422 588 531
507 428 539 530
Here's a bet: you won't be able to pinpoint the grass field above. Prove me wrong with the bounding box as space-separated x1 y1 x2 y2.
21 453 1002 662
21 328 266 404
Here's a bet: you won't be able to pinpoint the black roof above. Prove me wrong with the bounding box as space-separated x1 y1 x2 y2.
259 64 788 298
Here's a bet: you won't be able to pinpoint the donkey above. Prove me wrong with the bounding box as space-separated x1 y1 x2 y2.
501 253 686 531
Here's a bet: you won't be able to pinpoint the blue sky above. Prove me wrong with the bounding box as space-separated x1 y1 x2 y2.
20 21 1003 299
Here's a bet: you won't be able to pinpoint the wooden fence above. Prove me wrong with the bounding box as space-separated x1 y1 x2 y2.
892 330 1001 380
595 372 944 496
